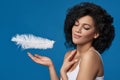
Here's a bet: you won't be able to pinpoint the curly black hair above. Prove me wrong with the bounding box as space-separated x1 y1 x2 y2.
64 2 115 54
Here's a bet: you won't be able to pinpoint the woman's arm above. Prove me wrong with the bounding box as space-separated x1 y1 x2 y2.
76 51 99 80
27 52 59 80
60 69 68 80
49 63 59 80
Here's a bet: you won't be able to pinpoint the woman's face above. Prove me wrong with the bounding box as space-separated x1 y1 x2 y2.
72 15 99 45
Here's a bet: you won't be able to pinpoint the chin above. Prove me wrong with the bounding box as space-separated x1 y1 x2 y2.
72 39 88 45
72 40 82 45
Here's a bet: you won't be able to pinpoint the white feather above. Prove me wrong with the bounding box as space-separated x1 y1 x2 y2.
11 34 55 49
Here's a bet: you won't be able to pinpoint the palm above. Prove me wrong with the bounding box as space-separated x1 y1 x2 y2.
28 52 52 67
36 56 52 66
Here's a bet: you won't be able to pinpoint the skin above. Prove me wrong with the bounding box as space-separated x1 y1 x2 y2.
28 15 104 80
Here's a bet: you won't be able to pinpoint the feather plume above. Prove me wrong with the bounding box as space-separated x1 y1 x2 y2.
11 34 55 50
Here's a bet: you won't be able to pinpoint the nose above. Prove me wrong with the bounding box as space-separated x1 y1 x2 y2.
76 26 82 33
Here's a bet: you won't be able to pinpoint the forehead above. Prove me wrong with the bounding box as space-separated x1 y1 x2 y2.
76 15 95 26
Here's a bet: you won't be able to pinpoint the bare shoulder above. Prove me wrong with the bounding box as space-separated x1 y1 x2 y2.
76 49 103 80
81 49 101 66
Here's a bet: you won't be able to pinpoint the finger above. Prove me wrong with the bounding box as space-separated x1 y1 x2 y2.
27 52 39 62
67 50 77 61
34 54 42 59
70 59 78 65
28 53 44 64
27 52 34 59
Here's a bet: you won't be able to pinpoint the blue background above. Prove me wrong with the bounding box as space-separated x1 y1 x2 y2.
0 0 120 80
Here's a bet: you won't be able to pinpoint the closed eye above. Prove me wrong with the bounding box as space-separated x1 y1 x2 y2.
83 24 92 30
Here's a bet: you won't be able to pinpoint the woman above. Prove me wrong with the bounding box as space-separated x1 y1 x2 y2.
28 2 115 80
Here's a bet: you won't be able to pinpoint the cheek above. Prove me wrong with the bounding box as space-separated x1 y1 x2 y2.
82 31 95 38
72 27 75 33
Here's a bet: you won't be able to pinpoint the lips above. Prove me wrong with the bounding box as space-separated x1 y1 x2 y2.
73 34 81 39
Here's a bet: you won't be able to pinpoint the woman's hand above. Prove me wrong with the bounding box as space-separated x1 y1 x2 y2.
61 50 78 73
28 52 59 80
27 52 53 67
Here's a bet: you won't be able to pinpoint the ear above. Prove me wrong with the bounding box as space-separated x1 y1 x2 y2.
94 32 99 39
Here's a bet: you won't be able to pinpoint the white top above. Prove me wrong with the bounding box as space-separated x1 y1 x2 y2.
67 64 104 80
66 50 104 80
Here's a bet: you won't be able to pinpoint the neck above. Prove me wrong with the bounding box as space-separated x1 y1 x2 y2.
76 43 92 56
